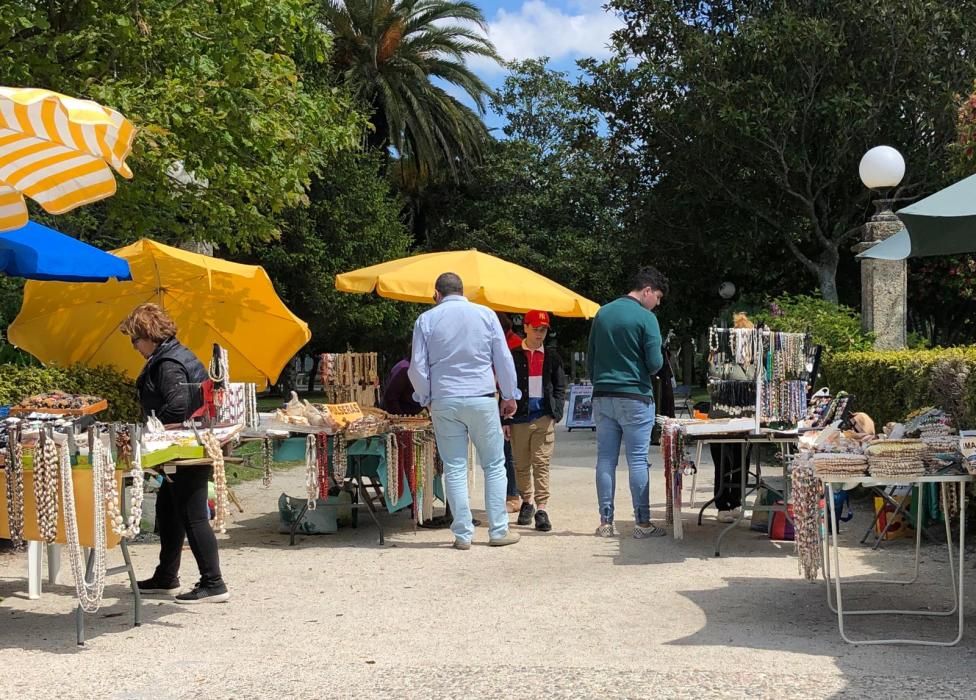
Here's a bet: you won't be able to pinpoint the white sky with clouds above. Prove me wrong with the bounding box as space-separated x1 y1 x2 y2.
469 0 624 74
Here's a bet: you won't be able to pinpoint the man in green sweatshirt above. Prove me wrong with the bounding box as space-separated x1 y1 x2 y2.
586 266 668 539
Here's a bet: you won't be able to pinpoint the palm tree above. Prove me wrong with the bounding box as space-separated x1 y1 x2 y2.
320 0 500 179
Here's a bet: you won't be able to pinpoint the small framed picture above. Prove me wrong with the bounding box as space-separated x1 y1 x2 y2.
566 384 596 431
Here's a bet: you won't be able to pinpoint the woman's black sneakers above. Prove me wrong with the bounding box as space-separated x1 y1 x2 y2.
175 580 231 604
137 577 180 595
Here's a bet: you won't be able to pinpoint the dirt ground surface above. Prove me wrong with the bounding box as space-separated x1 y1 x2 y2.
3 427 976 698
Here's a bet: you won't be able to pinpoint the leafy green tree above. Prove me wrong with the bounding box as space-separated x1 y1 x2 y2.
248 150 416 382
319 0 499 179
424 59 623 348
585 0 976 302
0 0 362 249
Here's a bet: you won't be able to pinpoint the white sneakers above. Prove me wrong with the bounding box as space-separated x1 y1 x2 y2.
716 508 742 524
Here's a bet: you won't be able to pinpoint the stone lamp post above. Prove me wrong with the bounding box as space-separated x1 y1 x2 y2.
853 146 907 350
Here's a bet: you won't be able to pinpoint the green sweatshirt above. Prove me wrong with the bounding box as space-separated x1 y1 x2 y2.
586 296 663 400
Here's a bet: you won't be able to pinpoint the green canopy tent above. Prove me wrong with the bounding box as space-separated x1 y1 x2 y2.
858 173 976 260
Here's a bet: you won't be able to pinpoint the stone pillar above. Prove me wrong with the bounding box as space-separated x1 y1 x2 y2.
852 200 907 350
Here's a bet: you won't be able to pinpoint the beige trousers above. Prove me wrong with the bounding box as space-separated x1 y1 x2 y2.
510 415 555 509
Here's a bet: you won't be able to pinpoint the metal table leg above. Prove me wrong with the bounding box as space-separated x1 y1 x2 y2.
826 481 966 645
714 442 748 557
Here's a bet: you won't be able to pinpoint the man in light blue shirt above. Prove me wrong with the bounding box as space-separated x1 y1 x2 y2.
409 272 522 549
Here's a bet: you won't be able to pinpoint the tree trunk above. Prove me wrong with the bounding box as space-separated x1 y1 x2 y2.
816 258 839 304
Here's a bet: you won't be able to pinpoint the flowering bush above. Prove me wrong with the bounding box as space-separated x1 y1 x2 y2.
750 293 874 357
953 83 976 175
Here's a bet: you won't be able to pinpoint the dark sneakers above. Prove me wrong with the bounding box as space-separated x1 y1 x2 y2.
534 510 552 532
517 502 536 526
137 577 180 595
175 580 231 604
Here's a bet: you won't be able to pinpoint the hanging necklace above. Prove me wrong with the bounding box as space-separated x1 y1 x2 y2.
333 434 348 485
387 432 399 504
106 428 144 538
305 435 318 509
62 435 107 612
201 430 229 534
316 432 329 498
34 429 60 544
261 437 274 487
5 427 25 549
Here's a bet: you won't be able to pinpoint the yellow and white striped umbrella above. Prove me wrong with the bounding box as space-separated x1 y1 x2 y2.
0 87 136 231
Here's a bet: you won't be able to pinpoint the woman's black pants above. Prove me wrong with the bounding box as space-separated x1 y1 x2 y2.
153 466 223 586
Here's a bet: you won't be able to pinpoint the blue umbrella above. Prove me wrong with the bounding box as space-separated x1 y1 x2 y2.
0 221 132 282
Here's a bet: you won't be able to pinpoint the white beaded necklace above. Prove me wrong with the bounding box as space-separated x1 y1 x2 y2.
62 437 107 613
104 432 144 539
201 430 230 534
305 434 318 510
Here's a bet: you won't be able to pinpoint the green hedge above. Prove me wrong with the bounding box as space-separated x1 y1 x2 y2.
0 364 140 422
822 348 976 428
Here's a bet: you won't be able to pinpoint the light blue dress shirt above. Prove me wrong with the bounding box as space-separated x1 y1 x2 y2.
408 295 522 407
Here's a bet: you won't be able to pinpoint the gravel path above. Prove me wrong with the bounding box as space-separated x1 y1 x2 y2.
3 428 976 698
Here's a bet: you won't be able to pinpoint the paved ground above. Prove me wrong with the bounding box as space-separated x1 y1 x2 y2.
3 427 976 698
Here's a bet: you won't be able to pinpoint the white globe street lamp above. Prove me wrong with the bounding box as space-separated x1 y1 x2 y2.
858 146 905 190
856 145 908 350
718 281 736 300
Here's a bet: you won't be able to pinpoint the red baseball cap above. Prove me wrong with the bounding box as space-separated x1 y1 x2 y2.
524 310 550 328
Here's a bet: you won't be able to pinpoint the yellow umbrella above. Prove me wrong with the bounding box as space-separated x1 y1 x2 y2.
336 249 600 318
9 239 310 385
0 87 135 231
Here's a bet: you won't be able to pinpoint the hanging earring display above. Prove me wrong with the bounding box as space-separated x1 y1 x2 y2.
34 430 60 544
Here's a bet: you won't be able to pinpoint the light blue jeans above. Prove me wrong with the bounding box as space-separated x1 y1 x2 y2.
594 396 655 525
429 397 509 543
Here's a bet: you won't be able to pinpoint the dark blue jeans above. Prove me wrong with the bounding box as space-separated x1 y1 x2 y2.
504 440 518 498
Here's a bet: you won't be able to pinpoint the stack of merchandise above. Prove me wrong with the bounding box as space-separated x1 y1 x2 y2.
903 408 961 473
811 452 868 479
344 407 391 440
319 352 379 407
865 440 926 478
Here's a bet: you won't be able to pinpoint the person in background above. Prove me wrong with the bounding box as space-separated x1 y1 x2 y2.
381 340 423 416
496 311 523 512
409 272 522 549
120 303 230 604
503 310 567 532
586 266 669 539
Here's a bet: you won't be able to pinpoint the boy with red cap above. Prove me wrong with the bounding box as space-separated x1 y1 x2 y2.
503 310 567 532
